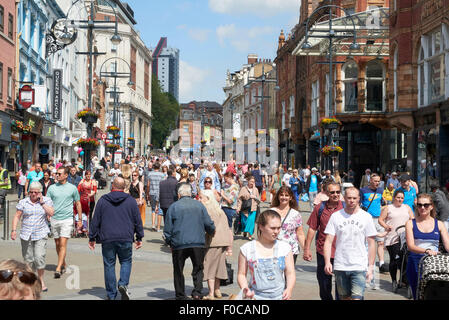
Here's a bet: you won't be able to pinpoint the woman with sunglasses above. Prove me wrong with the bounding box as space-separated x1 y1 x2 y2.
270 186 305 264
203 177 221 203
0 259 42 300
405 193 449 299
378 190 414 292
11 182 54 292
129 170 146 226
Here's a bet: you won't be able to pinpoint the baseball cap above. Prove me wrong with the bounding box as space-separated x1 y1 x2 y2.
392 172 397 175
312 167 317 171
399 174 411 182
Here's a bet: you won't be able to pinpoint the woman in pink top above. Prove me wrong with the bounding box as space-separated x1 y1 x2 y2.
378 190 414 292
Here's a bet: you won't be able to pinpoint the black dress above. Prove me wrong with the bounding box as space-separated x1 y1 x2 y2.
129 182 140 199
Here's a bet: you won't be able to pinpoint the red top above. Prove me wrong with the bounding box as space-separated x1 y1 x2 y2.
307 201 344 258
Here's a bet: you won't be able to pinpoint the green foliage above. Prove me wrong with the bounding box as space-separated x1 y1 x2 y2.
151 77 180 149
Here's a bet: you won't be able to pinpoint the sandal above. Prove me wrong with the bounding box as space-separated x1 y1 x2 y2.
203 295 215 300
61 266 67 274
54 271 61 279
214 290 222 299
42 287 48 292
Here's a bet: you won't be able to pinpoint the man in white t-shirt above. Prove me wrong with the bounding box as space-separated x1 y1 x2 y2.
282 168 292 187
323 187 377 300
108 163 121 180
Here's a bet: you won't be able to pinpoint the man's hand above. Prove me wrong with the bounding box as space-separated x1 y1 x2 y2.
88 241 95 250
324 262 334 276
77 220 83 228
303 248 312 261
135 241 142 250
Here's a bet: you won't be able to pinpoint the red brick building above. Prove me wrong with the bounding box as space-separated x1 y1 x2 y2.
0 0 17 166
388 0 449 191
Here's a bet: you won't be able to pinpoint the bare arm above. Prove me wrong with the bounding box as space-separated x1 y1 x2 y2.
11 210 23 240
439 221 449 253
366 237 376 281
237 252 254 299
323 234 335 275
296 226 305 251
378 206 391 231
303 226 317 261
282 251 296 300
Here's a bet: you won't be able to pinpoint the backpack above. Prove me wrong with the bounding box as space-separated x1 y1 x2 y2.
315 201 346 241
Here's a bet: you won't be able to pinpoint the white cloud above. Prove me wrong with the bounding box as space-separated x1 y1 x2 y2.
187 28 211 43
216 24 275 52
209 0 300 17
179 60 211 102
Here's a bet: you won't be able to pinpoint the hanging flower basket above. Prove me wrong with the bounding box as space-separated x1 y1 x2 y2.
106 143 120 150
114 134 121 139
76 138 100 150
107 125 120 134
76 108 99 123
320 145 343 156
319 118 342 130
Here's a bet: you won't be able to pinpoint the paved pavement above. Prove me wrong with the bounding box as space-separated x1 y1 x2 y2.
0 188 409 300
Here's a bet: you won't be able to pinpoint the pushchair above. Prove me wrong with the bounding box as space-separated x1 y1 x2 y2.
394 225 412 298
417 253 449 300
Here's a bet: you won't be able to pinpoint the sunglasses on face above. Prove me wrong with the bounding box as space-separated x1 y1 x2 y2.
0 270 38 285
417 203 431 209
205 181 212 184
29 191 40 194
329 191 341 194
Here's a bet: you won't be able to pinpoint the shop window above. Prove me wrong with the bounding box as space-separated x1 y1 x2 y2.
342 61 358 112
366 60 384 111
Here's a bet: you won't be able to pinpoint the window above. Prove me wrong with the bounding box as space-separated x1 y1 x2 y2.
8 13 13 39
0 6 3 33
281 101 286 130
289 95 294 118
394 48 398 111
7 68 12 102
0 63 2 100
111 43 117 52
183 124 189 133
311 80 319 126
418 26 448 107
366 60 384 111
342 61 358 112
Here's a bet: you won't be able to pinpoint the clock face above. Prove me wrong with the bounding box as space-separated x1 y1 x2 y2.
51 19 77 45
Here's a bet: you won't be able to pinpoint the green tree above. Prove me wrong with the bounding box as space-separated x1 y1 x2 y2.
151 76 180 149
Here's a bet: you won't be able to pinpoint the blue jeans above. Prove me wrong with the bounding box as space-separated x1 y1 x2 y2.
222 207 236 228
102 241 133 300
334 270 367 300
18 185 25 199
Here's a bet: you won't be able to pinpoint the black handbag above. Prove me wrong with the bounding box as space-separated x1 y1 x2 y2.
220 260 234 286
241 198 252 212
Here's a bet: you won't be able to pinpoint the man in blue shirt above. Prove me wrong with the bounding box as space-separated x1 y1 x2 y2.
24 162 43 197
360 173 388 278
251 163 265 195
306 167 321 211
396 174 417 212
387 172 401 189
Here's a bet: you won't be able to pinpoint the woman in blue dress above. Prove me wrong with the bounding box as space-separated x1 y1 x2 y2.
405 193 449 299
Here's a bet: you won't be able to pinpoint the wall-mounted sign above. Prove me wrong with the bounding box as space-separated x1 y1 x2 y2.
19 85 35 109
52 69 63 121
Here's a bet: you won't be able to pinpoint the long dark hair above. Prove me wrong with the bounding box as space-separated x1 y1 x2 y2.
270 186 299 211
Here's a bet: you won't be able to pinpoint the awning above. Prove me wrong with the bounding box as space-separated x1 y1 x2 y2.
293 7 389 57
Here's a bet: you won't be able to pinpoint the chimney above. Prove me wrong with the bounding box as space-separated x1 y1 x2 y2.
248 54 258 65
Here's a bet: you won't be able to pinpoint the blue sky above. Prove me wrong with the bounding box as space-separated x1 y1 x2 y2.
127 0 301 104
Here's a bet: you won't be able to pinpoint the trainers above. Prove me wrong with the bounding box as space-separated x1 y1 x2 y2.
118 285 130 300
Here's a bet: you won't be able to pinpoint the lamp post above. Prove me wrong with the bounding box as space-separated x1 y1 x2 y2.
97 57 134 162
301 4 359 171
52 0 123 170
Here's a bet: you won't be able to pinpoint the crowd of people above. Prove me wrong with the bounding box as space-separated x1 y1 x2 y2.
2 153 449 301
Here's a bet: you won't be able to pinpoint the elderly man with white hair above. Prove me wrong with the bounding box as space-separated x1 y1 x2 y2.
163 183 216 300
11 181 55 292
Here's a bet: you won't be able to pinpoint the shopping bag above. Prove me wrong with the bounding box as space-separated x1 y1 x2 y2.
301 193 309 202
220 260 234 286
261 189 266 202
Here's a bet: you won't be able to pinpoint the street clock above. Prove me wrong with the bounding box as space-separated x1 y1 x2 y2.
51 19 78 45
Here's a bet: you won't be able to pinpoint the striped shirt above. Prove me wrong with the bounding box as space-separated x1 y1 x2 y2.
147 171 165 196
16 197 53 241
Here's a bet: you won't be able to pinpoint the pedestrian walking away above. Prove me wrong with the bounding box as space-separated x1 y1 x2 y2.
303 182 344 300
163 183 215 300
88 177 144 300
323 187 377 300
46 166 83 279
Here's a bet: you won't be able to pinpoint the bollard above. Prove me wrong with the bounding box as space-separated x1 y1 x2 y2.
5 200 9 240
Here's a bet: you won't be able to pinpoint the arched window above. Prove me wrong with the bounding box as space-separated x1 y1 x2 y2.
342 61 358 112
366 60 385 111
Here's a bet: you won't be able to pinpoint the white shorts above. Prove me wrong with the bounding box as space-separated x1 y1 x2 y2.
51 218 73 239
373 218 385 242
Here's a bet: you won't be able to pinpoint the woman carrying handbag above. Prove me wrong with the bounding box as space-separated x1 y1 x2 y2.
236 176 260 240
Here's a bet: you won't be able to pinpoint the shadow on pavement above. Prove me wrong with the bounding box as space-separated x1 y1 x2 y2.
295 265 316 273
45 264 58 272
146 287 176 299
77 286 106 299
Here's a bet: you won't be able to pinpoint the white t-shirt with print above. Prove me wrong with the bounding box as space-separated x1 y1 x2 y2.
324 208 377 271
240 240 291 264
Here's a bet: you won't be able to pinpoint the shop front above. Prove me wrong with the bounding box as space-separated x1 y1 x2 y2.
23 112 43 163
0 111 11 167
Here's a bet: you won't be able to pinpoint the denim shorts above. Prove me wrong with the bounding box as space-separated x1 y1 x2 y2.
334 270 367 300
